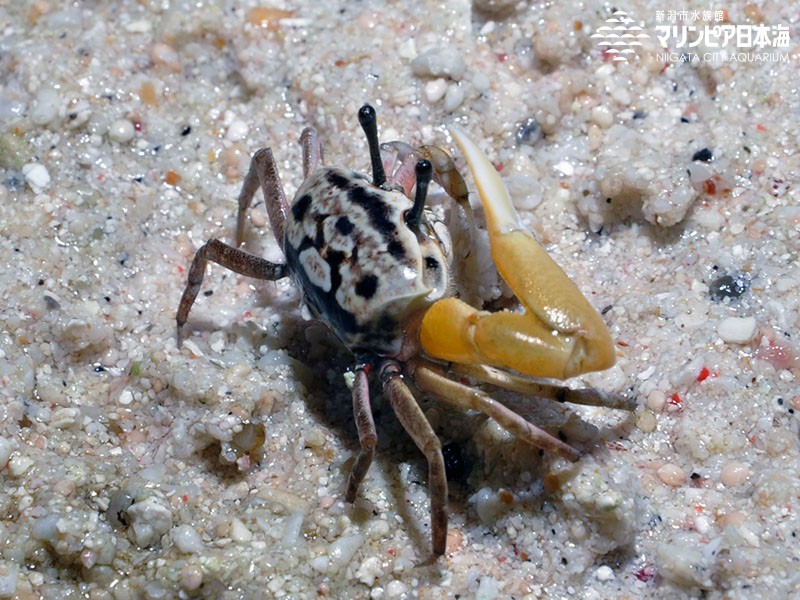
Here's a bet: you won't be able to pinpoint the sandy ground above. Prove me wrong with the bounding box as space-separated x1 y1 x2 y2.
1 1 799 598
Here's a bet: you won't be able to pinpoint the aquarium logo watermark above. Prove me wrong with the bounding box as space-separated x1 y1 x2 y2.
654 9 791 63
591 8 791 64
591 10 650 62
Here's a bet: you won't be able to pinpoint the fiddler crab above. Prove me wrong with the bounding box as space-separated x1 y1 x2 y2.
177 104 634 556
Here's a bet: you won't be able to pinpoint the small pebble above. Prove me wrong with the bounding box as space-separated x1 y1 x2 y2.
80 548 97 569
355 556 383 586
553 160 574 176
231 423 266 455
364 518 391 542
230 517 253 542
693 514 712 535
22 163 51 193
303 426 326 448
637 365 656 381
515 117 542 146
446 527 464 553
310 555 329 574
124 18 152 33
0 437 13 468
66 98 92 128
717 316 756 344
326 534 364 572
411 47 466 80
118 389 133 405
31 87 61 126
688 161 714 185
657 463 686 487
595 565 615 581
250 208 268 228
281 511 304 546
139 81 158 106
646 390 667 412
591 105 614 129
596 492 621 510
53 477 77 497
180 564 203 591
3 172 26 192
385 580 409 598
717 511 746 528
475 576 499 599
0 561 19 597
171 524 204 553
246 6 296 27
108 119 135 143
471 70 490 92
470 487 506 524
692 147 713 162
7 453 34 477
226 119 250 142
709 273 748 302
720 461 750 487
636 409 657 433
150 42 181 72
107 488 136 527
31 514 60 541
126 496 172 547
443 83 465 112
424 78 448 103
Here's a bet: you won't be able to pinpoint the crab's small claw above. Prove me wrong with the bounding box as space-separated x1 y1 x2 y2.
419 127 615 380
416 145 470 217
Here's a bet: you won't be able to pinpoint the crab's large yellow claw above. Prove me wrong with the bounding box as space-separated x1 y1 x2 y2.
420 127 615 380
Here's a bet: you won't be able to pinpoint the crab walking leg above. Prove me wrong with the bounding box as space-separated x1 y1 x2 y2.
345 366 378 504
300 127 323 178
451 363 637 412
380 360 448 556
236 148 289 247
420 127 616 379
176 239 287 343
410 360 581 462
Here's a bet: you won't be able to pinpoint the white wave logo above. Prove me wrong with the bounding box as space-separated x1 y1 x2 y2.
591 10 649 61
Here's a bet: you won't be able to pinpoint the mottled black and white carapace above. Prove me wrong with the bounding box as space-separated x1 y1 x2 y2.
284 165 449 358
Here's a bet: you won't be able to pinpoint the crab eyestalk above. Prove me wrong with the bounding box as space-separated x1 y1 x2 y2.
358 104 387 188
406 159 433 234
